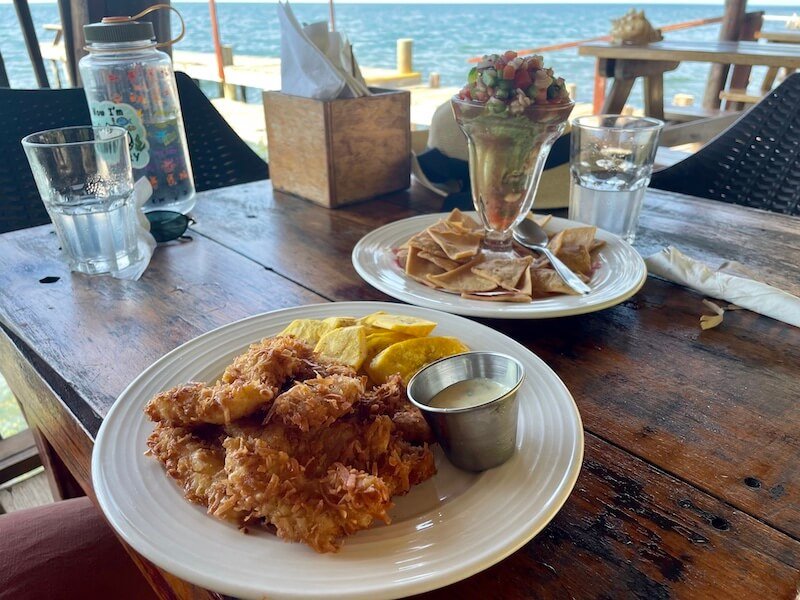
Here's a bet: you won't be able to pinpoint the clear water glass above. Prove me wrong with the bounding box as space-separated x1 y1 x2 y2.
22 126 141 275
569 115 663 243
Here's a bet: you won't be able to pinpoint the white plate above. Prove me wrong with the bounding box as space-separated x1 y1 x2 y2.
352 213 647 319
93 302 583 600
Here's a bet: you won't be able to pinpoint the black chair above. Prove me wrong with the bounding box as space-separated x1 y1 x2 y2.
173 72 268 193
0 86 91 233
0 72 268 234
650 73 800 216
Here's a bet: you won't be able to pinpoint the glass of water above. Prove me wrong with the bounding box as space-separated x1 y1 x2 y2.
22 126 141 275
569 115 663 243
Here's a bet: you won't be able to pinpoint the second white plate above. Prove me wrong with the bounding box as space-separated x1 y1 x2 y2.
352 213 647 319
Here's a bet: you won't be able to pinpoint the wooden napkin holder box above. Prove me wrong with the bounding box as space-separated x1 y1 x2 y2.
263 88 411 208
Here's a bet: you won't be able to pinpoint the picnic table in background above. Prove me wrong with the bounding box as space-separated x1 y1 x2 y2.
579 40 800 119
0 180 798 598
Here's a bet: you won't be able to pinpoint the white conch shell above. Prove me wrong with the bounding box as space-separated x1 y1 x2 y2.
610 9 663 45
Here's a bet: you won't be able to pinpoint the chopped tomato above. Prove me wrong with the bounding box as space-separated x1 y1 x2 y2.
502 64 516 80
503 50 518 62
514 68 532 89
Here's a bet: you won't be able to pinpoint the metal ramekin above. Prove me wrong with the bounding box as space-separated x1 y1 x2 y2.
407 352 524 472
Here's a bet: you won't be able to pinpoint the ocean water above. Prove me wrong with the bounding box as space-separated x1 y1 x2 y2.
0 3 792 106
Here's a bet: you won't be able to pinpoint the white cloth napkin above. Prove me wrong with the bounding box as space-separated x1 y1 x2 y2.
645 246 800 328
277 2 369 100
108 177 156 281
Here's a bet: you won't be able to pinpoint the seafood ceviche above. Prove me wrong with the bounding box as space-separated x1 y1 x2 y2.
457 51 571 116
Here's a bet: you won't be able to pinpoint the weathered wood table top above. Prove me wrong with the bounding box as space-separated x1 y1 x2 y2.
579 40 800 69
1 180 798 599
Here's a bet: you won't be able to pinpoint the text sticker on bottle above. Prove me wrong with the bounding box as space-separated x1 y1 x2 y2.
89 101 150 169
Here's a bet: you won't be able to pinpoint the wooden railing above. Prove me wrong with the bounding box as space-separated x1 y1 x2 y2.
467 16 725 63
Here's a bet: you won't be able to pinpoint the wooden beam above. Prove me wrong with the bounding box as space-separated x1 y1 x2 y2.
13 0 50 88
0 429 41 484
703 0 747 109
56 0 76 86
726 11 765 110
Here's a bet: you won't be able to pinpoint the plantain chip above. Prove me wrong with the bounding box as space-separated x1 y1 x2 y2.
279 319 335 346
314 325 368 370
362 313 438 337
366 336 469 384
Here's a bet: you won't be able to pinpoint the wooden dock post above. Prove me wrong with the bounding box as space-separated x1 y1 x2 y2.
703 0 746 109
397 39 413 74
220 45 237 100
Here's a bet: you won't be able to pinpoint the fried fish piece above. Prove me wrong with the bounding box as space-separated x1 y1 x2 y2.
268 374 366 432
146 338 438 553
223 436 393 553
359 374 434 444
145 336 314 426
146 423 243 523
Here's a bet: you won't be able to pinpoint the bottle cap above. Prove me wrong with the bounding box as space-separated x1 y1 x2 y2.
84 18 155 44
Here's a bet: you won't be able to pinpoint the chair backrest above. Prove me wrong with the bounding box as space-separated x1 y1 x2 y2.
0 72 268 234
650 73 800 216
174 72 268 192
0 87 91 233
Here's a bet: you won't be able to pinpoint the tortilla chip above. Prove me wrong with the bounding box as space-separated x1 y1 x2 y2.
516 267 533 296
530 269 581 297
447 209 482 232
408 230 449 257
395 247 409 269
418 251 460 271
554 244 593 276
405 247 445 287
548 227 597 254
471 256 533 291
462 291 532 303
590 239 606 253
528 213 553 229
427 256 497 292
427 222 482 260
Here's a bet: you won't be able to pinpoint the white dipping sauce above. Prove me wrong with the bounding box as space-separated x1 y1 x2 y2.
428 378 508 410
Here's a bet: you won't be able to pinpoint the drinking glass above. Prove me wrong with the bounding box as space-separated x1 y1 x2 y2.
22 125 141 275
569 115 663 243
452 97 574 256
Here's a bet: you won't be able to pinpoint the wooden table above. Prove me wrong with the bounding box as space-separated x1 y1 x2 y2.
1 181 799 599
579 40 800 119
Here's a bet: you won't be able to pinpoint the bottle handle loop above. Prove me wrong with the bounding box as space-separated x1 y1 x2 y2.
101 3 186 48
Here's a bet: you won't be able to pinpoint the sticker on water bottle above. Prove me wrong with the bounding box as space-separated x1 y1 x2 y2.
89 101 150 169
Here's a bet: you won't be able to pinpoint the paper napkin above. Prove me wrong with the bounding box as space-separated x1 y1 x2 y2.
278 2 370 100
109 177 156 281
645 246 800 328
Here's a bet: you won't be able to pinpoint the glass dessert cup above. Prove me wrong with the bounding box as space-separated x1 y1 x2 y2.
451 97 575 257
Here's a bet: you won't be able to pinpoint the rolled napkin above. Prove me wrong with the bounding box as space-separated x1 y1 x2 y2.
645 246 800 328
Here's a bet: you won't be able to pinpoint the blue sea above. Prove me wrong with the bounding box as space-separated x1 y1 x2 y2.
0 3 793 106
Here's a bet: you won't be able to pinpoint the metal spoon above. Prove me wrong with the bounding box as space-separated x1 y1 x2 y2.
513 219 592 295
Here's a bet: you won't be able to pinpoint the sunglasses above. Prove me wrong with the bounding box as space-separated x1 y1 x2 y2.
145 211 195 243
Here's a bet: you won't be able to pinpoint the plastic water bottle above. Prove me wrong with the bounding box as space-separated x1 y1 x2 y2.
79 15 195 214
